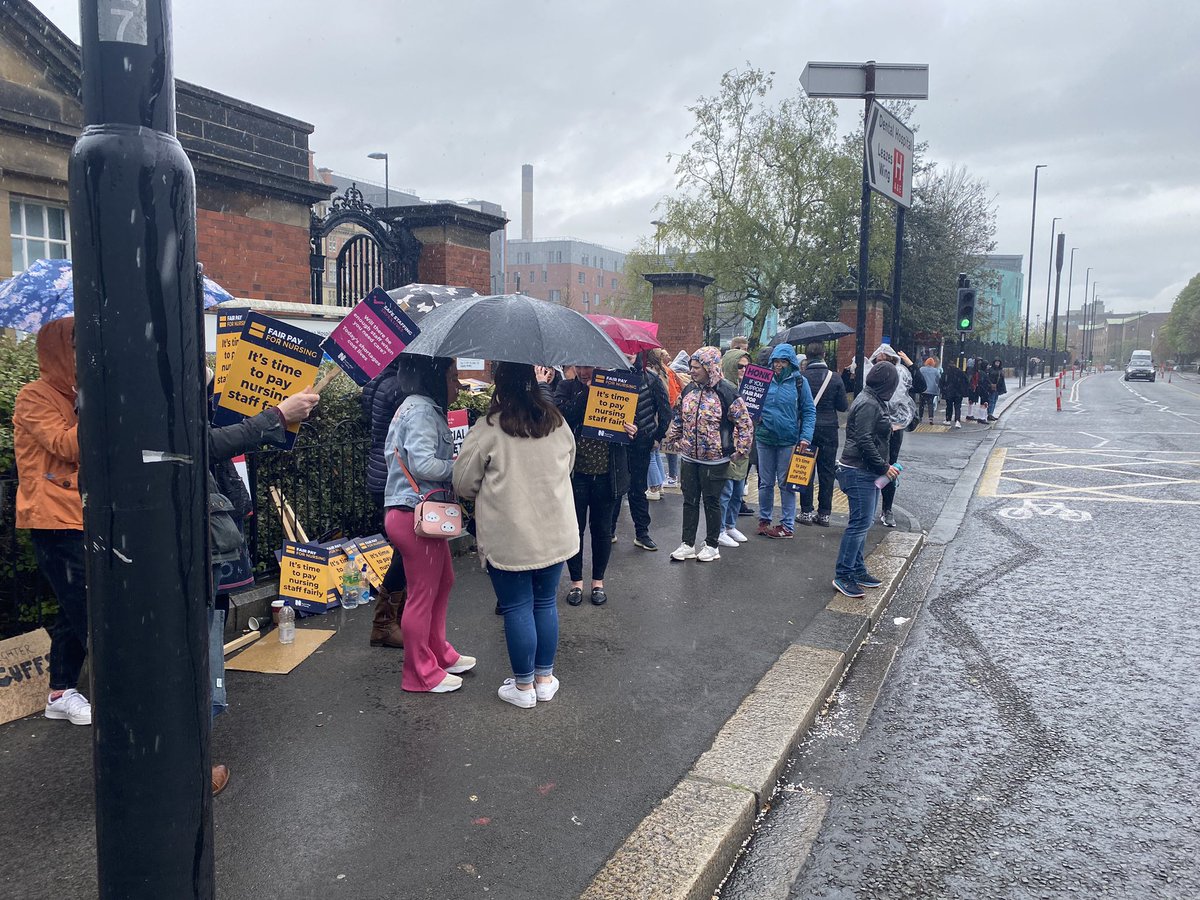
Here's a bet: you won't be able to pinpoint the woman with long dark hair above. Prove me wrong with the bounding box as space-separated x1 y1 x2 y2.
384 354 475 694
454 363 577 708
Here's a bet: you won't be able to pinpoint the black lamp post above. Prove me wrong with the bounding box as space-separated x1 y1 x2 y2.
69 0 213 895
1020 165 1045 386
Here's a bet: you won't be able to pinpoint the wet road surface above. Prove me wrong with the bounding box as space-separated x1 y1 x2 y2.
723 372 1200 899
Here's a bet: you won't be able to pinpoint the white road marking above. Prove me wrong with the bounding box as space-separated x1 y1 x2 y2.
998 499 1092 522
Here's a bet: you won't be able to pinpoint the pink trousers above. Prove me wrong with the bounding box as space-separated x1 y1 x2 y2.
385 509 460 691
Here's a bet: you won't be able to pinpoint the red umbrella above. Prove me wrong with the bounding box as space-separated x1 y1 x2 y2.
584 314 661 354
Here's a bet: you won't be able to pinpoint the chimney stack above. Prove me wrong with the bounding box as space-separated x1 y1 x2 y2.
521 164 533 242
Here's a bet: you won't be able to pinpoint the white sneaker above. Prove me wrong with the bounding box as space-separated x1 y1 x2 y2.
954 421 962 429
429 673 463 693
663 477 679 488
717 530 739 548
45 689 92 725
697 545 721 562
670 542 697 561
726 527 749 543
498 678 537 708
645 489 662 501
535 675 560 702
447 655 476 674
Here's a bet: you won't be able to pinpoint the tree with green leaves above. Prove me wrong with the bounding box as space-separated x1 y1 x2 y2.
635 67 861 346
1163 273 1200 362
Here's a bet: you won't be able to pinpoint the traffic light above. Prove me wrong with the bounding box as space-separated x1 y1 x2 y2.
956 287 976 332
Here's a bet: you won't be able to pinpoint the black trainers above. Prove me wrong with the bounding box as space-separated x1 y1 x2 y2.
815 513 831 527
856 571 883 588
634 535 658 551
880 510 897 528
738 503 754 517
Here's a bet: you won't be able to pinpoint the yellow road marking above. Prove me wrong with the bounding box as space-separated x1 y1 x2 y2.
977 448 1006 497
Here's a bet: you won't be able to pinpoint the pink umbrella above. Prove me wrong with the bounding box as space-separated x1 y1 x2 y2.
584 314 661 354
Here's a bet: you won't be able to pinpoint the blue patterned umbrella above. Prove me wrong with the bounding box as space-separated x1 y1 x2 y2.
0 258 232 331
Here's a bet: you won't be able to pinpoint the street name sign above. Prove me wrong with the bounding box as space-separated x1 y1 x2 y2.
866 101 915 208
800 62 929 99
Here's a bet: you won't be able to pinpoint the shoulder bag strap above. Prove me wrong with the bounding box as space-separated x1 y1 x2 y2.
812 370 834 407
393 447 455 504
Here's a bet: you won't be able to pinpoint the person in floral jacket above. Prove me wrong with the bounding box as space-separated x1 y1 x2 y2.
662 347 754 562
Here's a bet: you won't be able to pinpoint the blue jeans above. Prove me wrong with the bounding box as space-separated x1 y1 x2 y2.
487 562 563 682
665 453 680 480
757 444 797 530
648 449 665 488
835 465 879 581
720 478 746 530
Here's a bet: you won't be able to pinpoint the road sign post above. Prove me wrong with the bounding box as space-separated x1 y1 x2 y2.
802 61 926 388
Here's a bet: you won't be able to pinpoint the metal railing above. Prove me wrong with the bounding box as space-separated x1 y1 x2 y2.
0 474 54 639
244 420 376 575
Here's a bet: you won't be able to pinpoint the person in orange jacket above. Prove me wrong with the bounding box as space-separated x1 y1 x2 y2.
13 317 90 726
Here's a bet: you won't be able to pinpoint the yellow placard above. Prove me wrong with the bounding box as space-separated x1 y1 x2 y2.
582 381 637 440
215 313 323 447
278 542 339 613
354 534 394 590
785 447 817 488
213 309 248 397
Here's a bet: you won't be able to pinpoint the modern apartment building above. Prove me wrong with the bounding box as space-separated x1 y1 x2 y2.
977 254 1024 343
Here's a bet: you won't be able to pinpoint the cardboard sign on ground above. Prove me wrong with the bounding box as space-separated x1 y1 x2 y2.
354 534 394 591
214 313 323 449
320 287 421 386
582 370 638 443
224 628 334 675
785 446 818 488
0 628 52 725
278 541 339 614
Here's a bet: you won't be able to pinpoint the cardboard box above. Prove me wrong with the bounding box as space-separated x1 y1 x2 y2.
0 628 52 725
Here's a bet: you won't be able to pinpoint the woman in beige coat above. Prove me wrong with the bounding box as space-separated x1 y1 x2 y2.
453 362 578 708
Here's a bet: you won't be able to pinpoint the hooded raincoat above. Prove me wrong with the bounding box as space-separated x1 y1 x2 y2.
863 343 917 428
14 318 81 530
664 347 754 464
721 348 752 480
755 344 816 448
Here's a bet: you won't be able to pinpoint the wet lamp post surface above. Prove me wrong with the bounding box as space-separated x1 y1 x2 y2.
69 0 214 897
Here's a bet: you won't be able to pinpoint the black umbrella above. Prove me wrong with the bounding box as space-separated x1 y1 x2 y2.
768 321 854 346
402 294 630 369
386 283 478 323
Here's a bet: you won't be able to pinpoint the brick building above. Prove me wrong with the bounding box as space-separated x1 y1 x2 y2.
504 236 627 312
1 0 332 300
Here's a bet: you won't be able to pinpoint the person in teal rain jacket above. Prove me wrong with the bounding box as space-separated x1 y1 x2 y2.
755 344 815 538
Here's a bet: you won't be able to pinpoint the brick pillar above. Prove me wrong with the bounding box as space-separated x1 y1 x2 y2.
836 292 889 373
645 272 714 357
398 203 506 296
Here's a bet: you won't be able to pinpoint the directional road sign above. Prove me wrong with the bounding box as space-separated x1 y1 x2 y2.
865 101 914 208
800 62 929 99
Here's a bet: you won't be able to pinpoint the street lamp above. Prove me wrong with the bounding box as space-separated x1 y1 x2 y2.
1020 164 1046 386
1064 248 1078 364
367 151 389 207
1041 216 1061 361
650 219 665 257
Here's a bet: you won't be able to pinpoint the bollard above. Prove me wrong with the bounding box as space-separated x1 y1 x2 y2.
1055 375 1062 411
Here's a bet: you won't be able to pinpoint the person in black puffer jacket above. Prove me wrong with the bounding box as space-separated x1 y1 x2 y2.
798 342 849 527
362 359 408 648
608 352 670 551
833 362 899 599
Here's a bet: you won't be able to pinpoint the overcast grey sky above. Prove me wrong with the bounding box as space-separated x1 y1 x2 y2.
34 0 1200 313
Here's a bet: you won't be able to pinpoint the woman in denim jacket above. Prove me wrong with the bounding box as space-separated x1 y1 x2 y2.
384 355 476 693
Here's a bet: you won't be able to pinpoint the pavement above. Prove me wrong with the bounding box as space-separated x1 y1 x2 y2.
0 379 1036 900
721 370 1200 898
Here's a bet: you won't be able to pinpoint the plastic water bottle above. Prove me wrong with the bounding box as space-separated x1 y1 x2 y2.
277 603 295 645
341 549 362 610
874 462 903 489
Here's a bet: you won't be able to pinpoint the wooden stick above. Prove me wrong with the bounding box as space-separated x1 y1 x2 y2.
269 486 296 542
314 366 341 393
287 499 309 544
222 630 260 657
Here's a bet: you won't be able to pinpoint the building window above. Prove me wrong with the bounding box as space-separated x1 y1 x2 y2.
611 278 618 289
582 255 589 267
542 270 548 282
530 270 535 283
556 251 563 263
9 198 70 273
549 289 561 302
597 273 603 286
578 272 585 284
